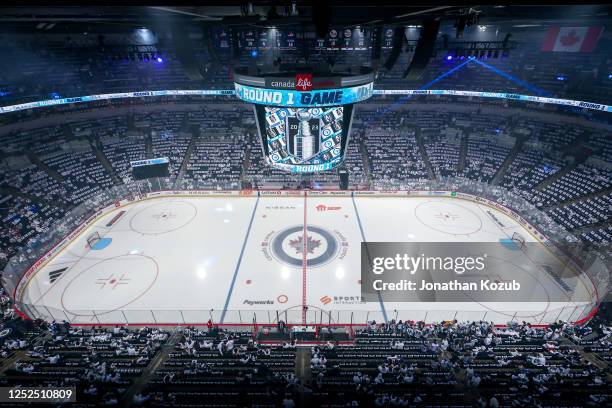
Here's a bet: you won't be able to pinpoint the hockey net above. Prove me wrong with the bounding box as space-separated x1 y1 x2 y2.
511 232 526 248
86 231 101 248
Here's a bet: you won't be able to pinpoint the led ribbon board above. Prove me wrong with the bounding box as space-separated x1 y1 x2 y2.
233 69 376 173
373 90 612 112
0 89 610 114
234 83 374 107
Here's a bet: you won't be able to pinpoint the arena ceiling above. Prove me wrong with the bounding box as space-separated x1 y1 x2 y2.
0 3 610 34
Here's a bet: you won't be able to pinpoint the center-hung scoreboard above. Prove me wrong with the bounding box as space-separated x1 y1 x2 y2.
233 68 376 173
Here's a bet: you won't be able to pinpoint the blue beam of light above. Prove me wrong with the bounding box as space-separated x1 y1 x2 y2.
375 58 473 119
469 58 550 96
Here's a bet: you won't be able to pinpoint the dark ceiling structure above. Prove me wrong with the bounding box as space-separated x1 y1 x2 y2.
0 3 610 35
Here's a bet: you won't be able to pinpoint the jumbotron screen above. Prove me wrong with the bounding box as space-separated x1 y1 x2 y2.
257 105 354 173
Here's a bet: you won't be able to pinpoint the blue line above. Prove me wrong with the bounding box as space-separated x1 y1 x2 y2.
220 195 260 323
351 195 388 324
469 58 550 96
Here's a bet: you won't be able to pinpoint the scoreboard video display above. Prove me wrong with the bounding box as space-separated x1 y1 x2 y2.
233 68 375 174
130 157 170 180
261 106 351 173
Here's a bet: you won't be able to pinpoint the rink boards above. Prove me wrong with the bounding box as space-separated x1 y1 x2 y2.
13 190 598 326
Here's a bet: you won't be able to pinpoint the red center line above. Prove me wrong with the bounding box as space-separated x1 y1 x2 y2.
302 191 308 325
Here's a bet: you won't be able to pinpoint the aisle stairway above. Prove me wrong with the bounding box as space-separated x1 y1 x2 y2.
415 128 436 180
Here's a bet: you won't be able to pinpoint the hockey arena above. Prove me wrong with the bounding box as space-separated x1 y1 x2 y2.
15 192 598 326
0 3 610 407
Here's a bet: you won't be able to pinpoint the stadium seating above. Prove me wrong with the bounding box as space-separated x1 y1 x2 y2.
0 44 609 408
1 98 610 273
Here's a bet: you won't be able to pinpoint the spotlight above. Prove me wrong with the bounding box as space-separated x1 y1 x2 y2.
446 55 453 61
156 57 163 63
251 50 258 57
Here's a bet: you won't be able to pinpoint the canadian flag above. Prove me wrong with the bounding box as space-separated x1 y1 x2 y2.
541 26 603 52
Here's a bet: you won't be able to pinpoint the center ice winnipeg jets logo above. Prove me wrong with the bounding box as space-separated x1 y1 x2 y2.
289 234 321 255
263 225 348 268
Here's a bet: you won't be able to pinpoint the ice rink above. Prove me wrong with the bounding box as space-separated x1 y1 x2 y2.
18 193 597 326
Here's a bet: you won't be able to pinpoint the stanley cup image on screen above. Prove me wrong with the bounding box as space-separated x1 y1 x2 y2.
234 68 375 173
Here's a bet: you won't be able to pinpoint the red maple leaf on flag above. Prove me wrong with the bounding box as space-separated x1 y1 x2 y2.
559 30 580 47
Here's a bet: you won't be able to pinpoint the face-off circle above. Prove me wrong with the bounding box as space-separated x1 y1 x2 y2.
129 200 197 235
61 254 159 316
270 225 340 268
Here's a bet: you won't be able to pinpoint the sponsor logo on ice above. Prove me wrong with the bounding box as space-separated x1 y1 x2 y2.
315 204 342 212
243 299 275 306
